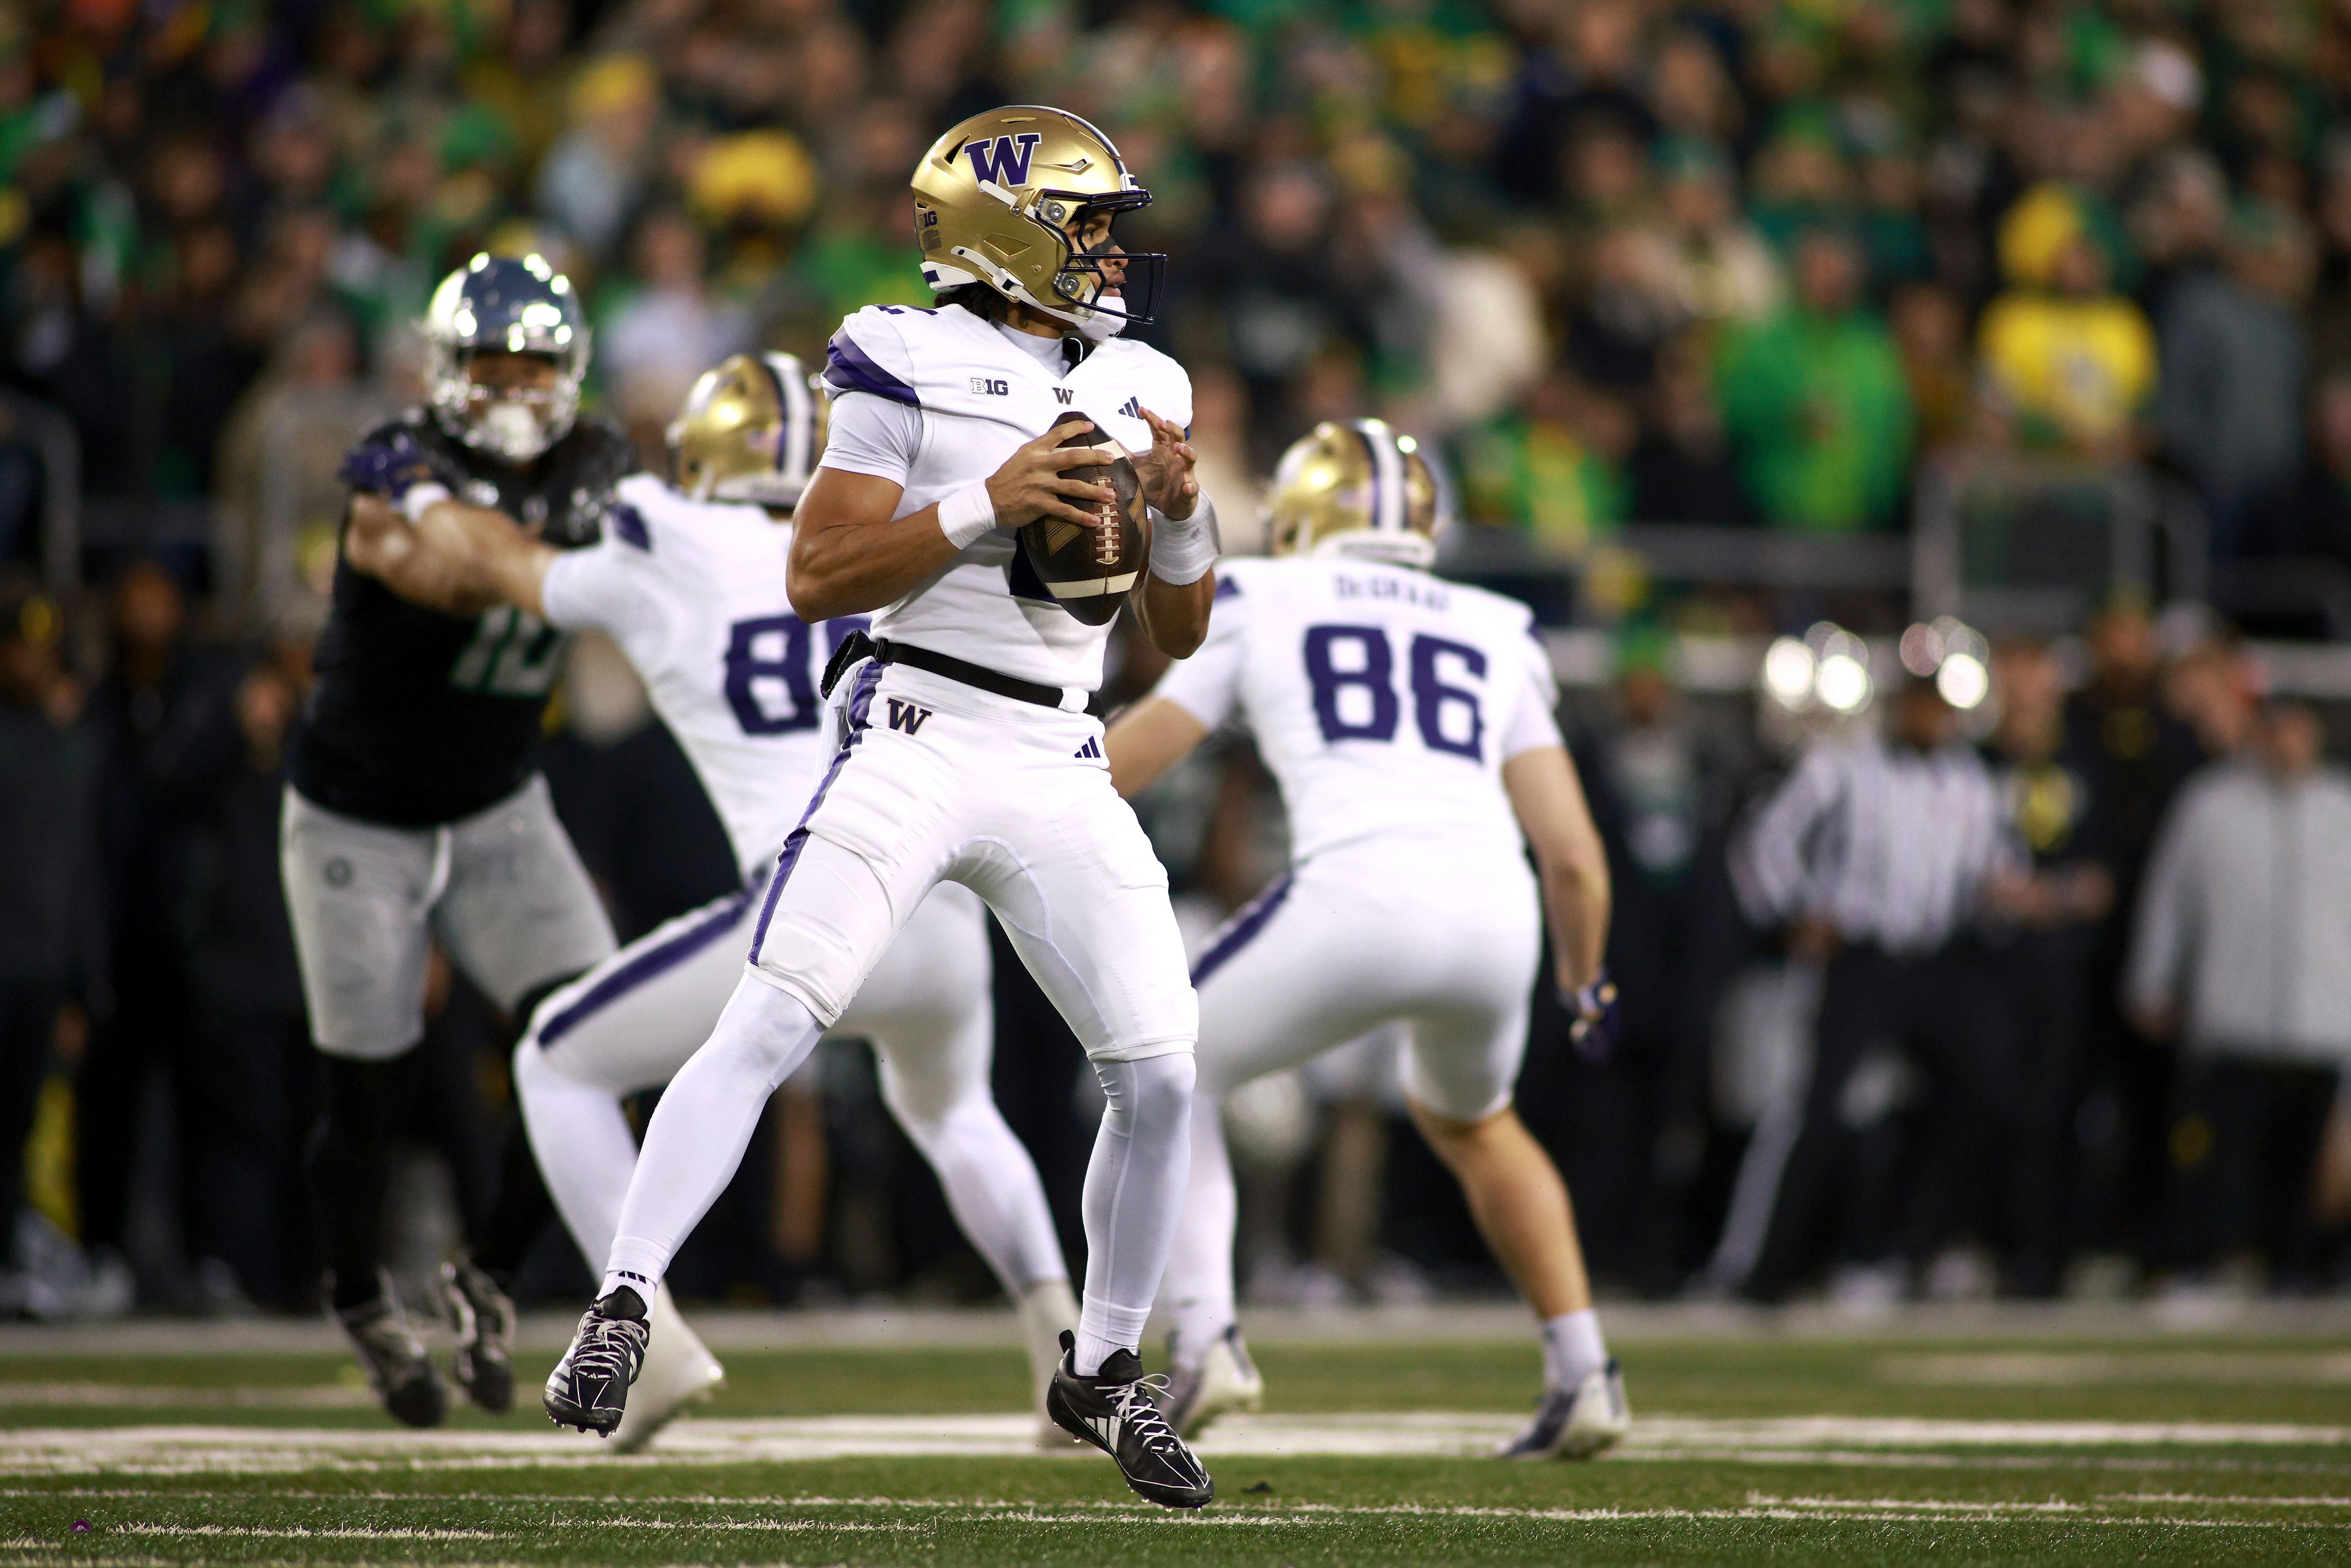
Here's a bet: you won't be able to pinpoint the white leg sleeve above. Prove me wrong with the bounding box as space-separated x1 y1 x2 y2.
1073 1051 1196 1376
512 1038 641 1271
1161 1064 1240 1365
875 1006 1069 1297
602 975 823 1295
514 888 757 1273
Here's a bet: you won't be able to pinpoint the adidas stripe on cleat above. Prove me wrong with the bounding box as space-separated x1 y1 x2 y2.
544 1286 651 1437
1045 1330 1214 1510
1498 1359 1632 1460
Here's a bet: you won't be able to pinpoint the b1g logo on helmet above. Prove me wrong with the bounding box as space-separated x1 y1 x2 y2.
964 132 1043 187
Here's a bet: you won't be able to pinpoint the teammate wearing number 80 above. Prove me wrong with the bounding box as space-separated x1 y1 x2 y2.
1105 418 1633 1461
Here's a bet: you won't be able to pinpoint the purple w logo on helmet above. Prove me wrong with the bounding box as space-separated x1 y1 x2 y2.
964 132 1043 187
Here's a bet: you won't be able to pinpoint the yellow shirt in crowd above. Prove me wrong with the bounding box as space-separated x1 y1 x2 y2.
1976 294 2158 449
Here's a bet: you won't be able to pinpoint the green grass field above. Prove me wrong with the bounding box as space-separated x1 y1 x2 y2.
4 1312 2350 1565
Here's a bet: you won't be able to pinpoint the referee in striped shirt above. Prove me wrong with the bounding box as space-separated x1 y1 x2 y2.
1731 675 2030 1300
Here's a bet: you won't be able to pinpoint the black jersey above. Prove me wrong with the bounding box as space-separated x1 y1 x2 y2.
288 410 636 828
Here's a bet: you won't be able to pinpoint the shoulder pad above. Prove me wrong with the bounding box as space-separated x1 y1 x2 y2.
562 415 639 491
823 306 926 408
1096 341 1193 429
606 473 677 553
607 500 652 551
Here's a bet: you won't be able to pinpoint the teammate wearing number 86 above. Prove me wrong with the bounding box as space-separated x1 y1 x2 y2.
284 253 631 1428
1105 418 1632 1461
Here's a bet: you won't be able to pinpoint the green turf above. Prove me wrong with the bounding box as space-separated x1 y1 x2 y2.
4 1333 2349 1564
7 1335 2351 1424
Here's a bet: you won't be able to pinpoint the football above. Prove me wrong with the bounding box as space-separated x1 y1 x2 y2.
1018 411 1148 626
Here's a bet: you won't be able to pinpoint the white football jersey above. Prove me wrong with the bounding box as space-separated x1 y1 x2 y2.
1153 555 1563 863
540 473 864 880
816 302 1193 693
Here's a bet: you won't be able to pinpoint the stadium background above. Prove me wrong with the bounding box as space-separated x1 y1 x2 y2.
2 0 2350 1330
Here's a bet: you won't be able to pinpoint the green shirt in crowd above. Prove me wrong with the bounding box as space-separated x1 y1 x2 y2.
1715 307 1914 533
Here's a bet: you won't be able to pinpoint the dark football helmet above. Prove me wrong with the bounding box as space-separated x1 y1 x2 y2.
422 253 591 464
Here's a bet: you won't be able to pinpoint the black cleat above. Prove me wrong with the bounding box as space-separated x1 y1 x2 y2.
1046 1331 1214 1509
544 1286 650 1436
441 1252 516 1414
332 1276 446 1430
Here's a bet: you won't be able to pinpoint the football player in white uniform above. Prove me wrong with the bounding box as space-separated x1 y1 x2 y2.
339 352 1080 1452
542 107 1221 1509
1106 420 1632 1460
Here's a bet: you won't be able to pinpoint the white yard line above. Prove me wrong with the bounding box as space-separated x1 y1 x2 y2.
0 1383 373 1409
7 1299 2350 1358
4 1411 2350 1476
1879 1352 2351 1386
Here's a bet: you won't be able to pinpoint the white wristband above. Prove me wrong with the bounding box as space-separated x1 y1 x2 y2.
400 482 452 524
936 480 998 550
1148 493 1220 585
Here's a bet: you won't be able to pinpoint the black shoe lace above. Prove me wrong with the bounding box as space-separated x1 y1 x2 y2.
569 1311 648 1388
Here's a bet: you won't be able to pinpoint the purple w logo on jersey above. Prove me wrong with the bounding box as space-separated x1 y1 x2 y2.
964 132 1043 187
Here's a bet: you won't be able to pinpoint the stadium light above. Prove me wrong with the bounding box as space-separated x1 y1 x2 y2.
1937 651 1990 709
1762 636 1816 709
1816 650 1872 713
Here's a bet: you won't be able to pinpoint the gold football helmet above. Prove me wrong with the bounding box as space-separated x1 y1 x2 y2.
1265 419 1445 567
666 353 825 509
911 105 1163 336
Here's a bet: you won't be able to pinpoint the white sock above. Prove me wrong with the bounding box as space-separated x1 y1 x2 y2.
601 976 823 1297
1540 1308 1608 1392
1073 1052 1196 1377
1162 1069 1237 1369
1016 1277 1079 1404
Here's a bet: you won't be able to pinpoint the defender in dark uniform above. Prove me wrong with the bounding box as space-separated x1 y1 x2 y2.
281 254 626 1427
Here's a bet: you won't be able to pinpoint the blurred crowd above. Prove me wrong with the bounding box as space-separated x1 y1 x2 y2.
4 0 2351 1318
15 0 2351 590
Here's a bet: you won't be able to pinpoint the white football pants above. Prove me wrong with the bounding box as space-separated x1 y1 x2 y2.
605 658 1197 1374
514 876 1067 1297
1161 835 1541 1343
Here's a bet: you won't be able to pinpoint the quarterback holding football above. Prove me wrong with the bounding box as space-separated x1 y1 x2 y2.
544 105 1222 1509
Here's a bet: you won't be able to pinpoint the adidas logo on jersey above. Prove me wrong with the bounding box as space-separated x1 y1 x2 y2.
1117 396 1143 420
886 699 934 735
1074 737 1103 760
